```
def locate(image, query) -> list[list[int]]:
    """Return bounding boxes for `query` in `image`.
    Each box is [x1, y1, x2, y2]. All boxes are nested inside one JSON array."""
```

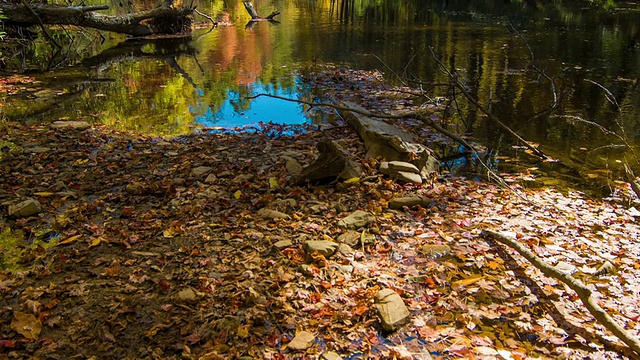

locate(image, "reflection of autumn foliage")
[[205, 20, 273, 85]]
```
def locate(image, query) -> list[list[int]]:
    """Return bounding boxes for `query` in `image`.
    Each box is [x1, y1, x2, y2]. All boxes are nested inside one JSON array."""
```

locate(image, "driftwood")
[[482, 229, 640, 357], [337, 101, 439, 180], [0, 0, 193, 36], [242, 1, 281, 21], [297, 139, 362, 185]]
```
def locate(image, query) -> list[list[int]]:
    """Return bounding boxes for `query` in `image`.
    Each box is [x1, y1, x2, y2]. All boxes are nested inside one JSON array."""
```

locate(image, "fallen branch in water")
[[482, 229, 640, 357]]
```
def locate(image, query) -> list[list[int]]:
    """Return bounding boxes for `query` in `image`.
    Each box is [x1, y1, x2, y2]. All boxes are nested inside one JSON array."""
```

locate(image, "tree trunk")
[[0, 0, 193, 37]]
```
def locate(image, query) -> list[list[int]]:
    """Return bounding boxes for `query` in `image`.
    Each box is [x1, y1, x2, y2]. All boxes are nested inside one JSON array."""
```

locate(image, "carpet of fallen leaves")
[[1, 69, 640, 360]]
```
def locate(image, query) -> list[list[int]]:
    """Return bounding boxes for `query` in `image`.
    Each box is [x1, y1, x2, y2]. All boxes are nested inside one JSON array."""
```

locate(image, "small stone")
[[303, 240, 339, 257], [395, 171, 422, 184], [337, 265, 354, 274], [374, 288, 410, 331], [320, 351, 343, 360], [8, 198, 42, 218], [233, 174, 255, 184], [257, 208, 290, 220], [379, 162, 390, 175], [191, 166, 213, 178], [217, 170, 233, 178], [389, 196, 428, 209], [24, 146, 50, 154], [337, 210, 375, 229], [337, 243, 354, 256], [177, 288, 197, 302], [204, 174, 217, 184], [337, 230, 360, 247], [50, 120, 90, 130], [287, 330, 315, 351], [173, 177, 185, 186], [388, 161, 420, 174], [273, 240, 294, 250], [554, 261, 577, 275], [419, 244, 451, 258], [285, 159, 303, 174]]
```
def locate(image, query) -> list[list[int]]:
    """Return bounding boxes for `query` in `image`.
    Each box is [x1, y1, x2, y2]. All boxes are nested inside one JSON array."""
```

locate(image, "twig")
[[428, 46, 550, 160], [482, 229, 640, 357], [19, 0, 62, 49], [194, 8, 217, 26]]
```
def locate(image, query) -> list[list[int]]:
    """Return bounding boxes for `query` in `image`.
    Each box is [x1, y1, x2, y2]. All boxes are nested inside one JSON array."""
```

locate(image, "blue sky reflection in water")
[[192, 78, 312, 131]]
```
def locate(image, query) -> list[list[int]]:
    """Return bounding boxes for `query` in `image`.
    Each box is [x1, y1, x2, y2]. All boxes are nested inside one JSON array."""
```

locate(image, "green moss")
[[0, 223, 58, 271]]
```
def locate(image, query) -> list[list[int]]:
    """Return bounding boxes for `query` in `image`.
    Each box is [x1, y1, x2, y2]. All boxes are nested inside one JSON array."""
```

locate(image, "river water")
[[4, 0, 640, 193]]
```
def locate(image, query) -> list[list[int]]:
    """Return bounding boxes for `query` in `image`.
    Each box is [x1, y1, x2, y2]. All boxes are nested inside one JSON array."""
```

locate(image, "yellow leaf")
[[33, 192, 54, 197], [57, 235, 81, 246], [237, 324, 250, 339], [487, 261, 502, 270], [269, 177, 279, 189], [452, 275, 483, 288], [234, 190, 242, 199], [89, 238, 101, 247], [11, 312, 41, 340], [344, 177, 360, 184]]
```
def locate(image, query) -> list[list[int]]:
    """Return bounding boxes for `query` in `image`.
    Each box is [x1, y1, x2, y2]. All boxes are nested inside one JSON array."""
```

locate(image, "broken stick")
[[482, 229, 640, 357]]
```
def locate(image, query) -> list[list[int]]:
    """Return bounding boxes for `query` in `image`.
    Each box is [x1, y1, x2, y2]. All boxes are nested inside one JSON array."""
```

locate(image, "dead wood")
[[482, 229, 640, 357], [0, 0, 193, 37], [297, 139, 362, 184], [242, 1, 280, 21]]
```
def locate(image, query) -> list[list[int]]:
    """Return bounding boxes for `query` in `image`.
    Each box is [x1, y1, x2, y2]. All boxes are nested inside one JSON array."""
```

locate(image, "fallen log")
[[242, 1, 281, 21], [482, 229, 640, 357], [0, 0, 193, 37]]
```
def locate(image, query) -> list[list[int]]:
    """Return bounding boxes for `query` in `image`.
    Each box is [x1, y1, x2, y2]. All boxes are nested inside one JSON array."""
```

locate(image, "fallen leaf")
[[10, 312, 41, 340]]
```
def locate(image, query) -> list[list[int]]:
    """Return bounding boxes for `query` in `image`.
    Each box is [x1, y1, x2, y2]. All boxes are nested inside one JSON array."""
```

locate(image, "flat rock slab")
[[50, 120, 91, 130], [257, 208, 290, 220], [287, 330, 316, 351], [388, 161, 420, 174], [389, 196, 429, 209], [337, 210, 374, 229], [303, 240, 339, 257], [395, 171, 422, 184], [374, 288, 410, 331], [191, 166, 213, 177], [273, 239, 294, 250], [8, 198, 42, 218]]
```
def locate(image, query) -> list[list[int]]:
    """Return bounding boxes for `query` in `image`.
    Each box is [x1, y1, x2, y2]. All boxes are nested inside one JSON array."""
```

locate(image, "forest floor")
[[1, 68, 640, 360]]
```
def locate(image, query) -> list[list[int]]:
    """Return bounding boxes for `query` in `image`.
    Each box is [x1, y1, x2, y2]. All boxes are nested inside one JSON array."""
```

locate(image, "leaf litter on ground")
[[0, 67, 639, 359]]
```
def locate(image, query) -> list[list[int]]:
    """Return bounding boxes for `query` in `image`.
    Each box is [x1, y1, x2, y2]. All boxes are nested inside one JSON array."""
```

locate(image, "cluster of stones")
[[379, 160, 424, 185], [258, 208, 411, 357]]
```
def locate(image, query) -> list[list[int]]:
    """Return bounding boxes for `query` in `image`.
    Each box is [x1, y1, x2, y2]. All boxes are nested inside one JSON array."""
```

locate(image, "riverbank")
[[1, 117, 639, 359]]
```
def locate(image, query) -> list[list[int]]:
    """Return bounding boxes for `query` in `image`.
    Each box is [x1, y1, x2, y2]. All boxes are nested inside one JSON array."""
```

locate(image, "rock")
[[320, 351, 343, 360], [337, 230, 360, 247], [303, 240, 339, 257], [337, 210, 374, 229], [50, 120, 90, 130], [287, 330, 316, 351], [191, 166, 213, 178], [177, 288, 197, 302], [24, 146, 50, 154], [388, 161, 420, 174], [419, 244, 451, 258], [337, 243, 355, 256], [554, 261, 577, 275], [8, 198, 42, 218], [336, 265, 354, 274], [389, 196, 429, 209], [257, 208, 290, 220], [379, 162, 390, 175], [233, 174, 255, 184], [395, 171, 422, 184], [273, 239, 294, 250], [204, 174, 217, 184], [173, 177, 185, 186], [374, 288, 410, 331], [285, 158, 303, 174]]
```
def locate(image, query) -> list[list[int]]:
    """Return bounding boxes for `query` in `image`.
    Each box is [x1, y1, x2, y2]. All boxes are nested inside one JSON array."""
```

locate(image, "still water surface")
[[9, 0, 640, 189]]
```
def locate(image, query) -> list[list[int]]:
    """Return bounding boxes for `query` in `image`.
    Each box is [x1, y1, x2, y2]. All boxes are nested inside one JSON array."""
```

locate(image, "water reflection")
[[193, 78, 313, 129]]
